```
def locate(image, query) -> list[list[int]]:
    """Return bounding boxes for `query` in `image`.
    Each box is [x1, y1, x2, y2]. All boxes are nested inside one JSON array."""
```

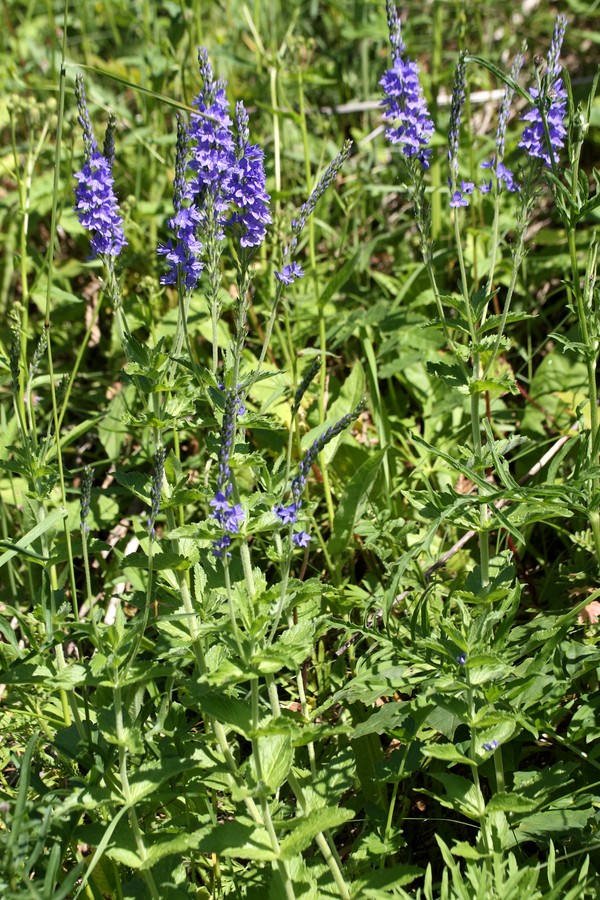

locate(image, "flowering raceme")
[[273, 400, 366, 547], [380, 1, 434, 169], [519, 15, 568, 167], [73, 75, 127, 258], [159, 48, 272, 288], [210, 387, 245, 557]]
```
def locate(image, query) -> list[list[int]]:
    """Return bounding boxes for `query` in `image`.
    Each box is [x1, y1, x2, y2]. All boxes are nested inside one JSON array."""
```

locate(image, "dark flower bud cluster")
[[76, 73, 97, 161], [148, 446, 166, 537], [28, 330, 48, 382], [274, 399, 366, 547], [275, 141, 352, 283], [380, 1, 434, 170], [103, 112, 117, 168], [519, 15, 568, 168], [210, 387, 244, 556], [74, 76, 127, 258], [448, 54, 467, 181], [80, 465, 94, 534], [9, 329, 20, 394], [292, 357, 321, 415]]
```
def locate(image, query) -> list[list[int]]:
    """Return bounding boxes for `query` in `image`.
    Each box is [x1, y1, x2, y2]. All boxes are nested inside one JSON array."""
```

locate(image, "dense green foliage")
[[1, 0, 600, 897]]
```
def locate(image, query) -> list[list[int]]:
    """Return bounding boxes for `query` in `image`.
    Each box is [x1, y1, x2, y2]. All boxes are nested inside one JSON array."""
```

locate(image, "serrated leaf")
[[123, 548, 198, 571], [421, 743, 475, 767], [193, 819, 276, 860], [279, 807, 354, 859], [430, 772, 486, 820], [486, 792, 539, 814], [426, 361, 469, 392], [192, 692, 253, 737], [258, 732, 293, 793]]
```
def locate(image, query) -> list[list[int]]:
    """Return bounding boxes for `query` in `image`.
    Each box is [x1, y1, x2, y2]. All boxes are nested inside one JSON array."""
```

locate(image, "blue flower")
[[519, 79, 567, 167], [73, 76, 127, 258], [274, 502, 300, 525], [496, 162, 519, 193], [292, 531, 312, 548], [74, 151, 127, 257], [227, 102, 272, 248], [449, 190, 468, 208], [380, 3, 434, 169], [275, 262, 304, 284], [159, 50, 271, 287], [212, 533, 232, 558], [158, 206, 203, 289], [482, 740, 499, 752], [187, 78, 235, 220]]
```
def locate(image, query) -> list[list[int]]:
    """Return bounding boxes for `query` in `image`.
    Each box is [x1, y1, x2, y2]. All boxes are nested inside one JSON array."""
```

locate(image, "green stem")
[[113, 683, 160, 899], [43, 0, 78, 616], [265, 674, 350, 899], [454, 209, 489, 586]]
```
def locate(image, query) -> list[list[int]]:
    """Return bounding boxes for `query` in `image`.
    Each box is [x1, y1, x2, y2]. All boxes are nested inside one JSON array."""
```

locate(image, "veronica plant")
[[380, 3, 600, 884], [70, 45, 358, 899]]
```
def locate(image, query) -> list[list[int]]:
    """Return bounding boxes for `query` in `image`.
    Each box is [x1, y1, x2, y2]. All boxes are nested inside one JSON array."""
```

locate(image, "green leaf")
[[430, 772, 486, 820], [329, 450, 384, 555], [421, 743, 475, 767], [192, 691, 253, 737], [350, 864, 423, 897], [513, 808, 594, 842], [318, 251, 359, 307], [0, 506, 66, 569], [351, 702, 414, 739], [123, 548, 199, 571], [486, 793, 539, 814], [426, 360, 469, 393], [279, 807, 354, 859], [193, 819, 276, 860], [257, 732, 293, 793]]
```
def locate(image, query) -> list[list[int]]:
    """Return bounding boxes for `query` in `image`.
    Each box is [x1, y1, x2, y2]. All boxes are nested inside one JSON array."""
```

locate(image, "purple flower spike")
[[228, 136, 272, 247], [158, 205, 204, 289], [380, 2, 434, 169], [74, 151, 127, 257], [73, 76, 126, 258], [519, 15, 568, 168]]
